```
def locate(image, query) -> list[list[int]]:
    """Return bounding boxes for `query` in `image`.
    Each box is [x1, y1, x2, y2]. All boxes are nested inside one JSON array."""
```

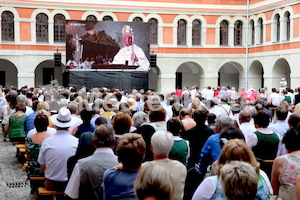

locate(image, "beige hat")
[[127, 98, 138, 110], [122, 25, 134, 36], [110, 98, 119, 108], [51, 107, 77, 128]]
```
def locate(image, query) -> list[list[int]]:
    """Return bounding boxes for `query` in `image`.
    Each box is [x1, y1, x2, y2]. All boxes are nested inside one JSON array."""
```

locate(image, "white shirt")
[[112, 44, 150, 71], [192, 170, 273, 200], [205, 89, 214, 100], [66, 60, 78, 67], [239, 122, 257, 148], [38, 130, 78, 181], [78, 62, 87, 69], [65, 148, 114, 199], [27, 127, 56, 138], [268, 93, 284, 106]]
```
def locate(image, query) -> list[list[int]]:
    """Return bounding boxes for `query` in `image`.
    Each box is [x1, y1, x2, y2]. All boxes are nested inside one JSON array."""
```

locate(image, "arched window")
[[149, 18, 158, 44], [192, 19, 201, 45], [86, 15, 97, 22], [258, 18, 263, 44], [250, 20, 255, 45], [285, 12, 291, 41], [54, 14, 66, 43], [275, 14, 280, 42], [1, 11, 14, 41], [234, 20, 243, 46], [103, 16, 113, 21], [177, 19, 186, 45], [36, 13, 48, 42], [133, 17, 143, 22], [220, 20, 228, 45]]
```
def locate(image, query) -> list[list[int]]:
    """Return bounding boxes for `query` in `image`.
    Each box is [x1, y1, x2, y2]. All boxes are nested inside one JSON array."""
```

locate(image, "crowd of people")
[[1, 83, 300, 200]]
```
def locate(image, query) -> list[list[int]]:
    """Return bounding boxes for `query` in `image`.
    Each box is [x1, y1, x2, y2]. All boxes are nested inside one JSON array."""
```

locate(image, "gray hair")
[[132, 111, 147, 128], [16, 94, 27, 104], [151, 131, 174, 156], [215, 115, 234, 129]]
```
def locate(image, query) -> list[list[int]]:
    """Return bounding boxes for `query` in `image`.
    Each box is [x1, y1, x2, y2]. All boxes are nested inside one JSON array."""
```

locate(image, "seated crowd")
[[1, 84, 300, 200]]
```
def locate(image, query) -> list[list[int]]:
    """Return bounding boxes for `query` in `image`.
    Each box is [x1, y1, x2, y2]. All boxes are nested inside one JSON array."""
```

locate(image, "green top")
[[8, 113, 26, 139], [252, 131, 279, 160], [169, 139, 188, 166]]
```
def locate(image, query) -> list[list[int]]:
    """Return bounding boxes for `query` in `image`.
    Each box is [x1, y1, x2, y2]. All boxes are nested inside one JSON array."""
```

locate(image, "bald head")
[[239, 110, 252, 123]]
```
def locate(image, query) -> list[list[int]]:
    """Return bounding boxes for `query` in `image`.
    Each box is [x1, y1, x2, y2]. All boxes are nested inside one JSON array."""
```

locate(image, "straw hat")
[[51, 107, 77, 128]]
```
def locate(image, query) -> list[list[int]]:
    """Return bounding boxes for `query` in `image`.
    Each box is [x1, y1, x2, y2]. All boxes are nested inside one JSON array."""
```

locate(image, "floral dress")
[[26, 137, 44, 177], [278, 155, 300, 200]]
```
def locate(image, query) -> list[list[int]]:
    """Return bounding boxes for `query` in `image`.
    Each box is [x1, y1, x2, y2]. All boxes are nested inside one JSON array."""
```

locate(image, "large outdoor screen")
[[65, 20, 150, 69]]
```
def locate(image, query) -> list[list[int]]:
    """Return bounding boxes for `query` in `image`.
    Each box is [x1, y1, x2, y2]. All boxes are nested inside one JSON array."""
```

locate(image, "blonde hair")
[[135, 162, 174, 200], [216, 139, 260, 175], [37, 101, 49, 111], [220, 161, 258, 200], [294, 103, 300, 115]]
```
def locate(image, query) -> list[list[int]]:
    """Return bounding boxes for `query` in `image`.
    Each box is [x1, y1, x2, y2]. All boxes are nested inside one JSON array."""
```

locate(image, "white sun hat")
[[51, 107, 77, 128]]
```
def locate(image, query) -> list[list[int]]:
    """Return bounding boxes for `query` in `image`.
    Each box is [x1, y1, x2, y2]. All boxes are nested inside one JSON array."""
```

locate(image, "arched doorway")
[[218, 62, 243, 91], [35, 60, 63, 87], [249, 60, 264, 90], [272, 58, 291, 88], [176, 62, 203, 89], [0, 59, 18, 87]]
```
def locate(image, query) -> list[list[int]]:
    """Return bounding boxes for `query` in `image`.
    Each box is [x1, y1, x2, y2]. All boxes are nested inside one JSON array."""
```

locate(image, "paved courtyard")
[[0, 130, 34, 200]]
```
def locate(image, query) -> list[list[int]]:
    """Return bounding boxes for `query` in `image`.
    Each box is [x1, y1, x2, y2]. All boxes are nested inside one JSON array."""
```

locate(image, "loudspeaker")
[[54, 53, 61, 67], [150, 54, 157, 67]]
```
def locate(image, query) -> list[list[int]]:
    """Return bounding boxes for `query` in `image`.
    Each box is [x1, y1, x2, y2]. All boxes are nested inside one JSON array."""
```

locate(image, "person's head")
[[51, 107, 77, 130], [179, 108, 193, 120], [34, 114, 49, 132], [239, 110, 252, 123], [193, 108, 208, 125], [288, 114, 300, 129], [123, 34, 133, 47], [167, 118, 183, 136], [132, 111, 148, 128], [111, 111, 132, 135], [220, 95, 228, 104], [220, 161, 258, 200], [134, 162, 174, 200], [37, 101, 50, 111], [283, 128, 300, 152], [95, 116, 108, 126], [219, 126, 245, 148], [151, 131, 174, 157], [15, 103, 26, 113], [294, 103, 300, 115], [31, 100, 39, 112], [253, 110, 270, 128], [116, 133, 146, 169], [67, 102, 79, 115], [214, 115, 234, 133], [148, 107, 166, 122], [276, 105, 288, 121], [93, 124, 115, 148], [80, 108, 93, 125], [217, 139, 260, 175], [171, 102, 182, 117], [207, 113, 217, 126], [231, 103, 241, 114]]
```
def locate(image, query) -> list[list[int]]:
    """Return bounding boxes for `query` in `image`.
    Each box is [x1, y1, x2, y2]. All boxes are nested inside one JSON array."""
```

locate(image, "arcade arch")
[[249, 60, 264, 90], [175, 62, 203, 89], [0, 59, 17, 87], [218, 62, 243, 91], [35, 60, 63, 87], [272, 58, 290, 88]]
